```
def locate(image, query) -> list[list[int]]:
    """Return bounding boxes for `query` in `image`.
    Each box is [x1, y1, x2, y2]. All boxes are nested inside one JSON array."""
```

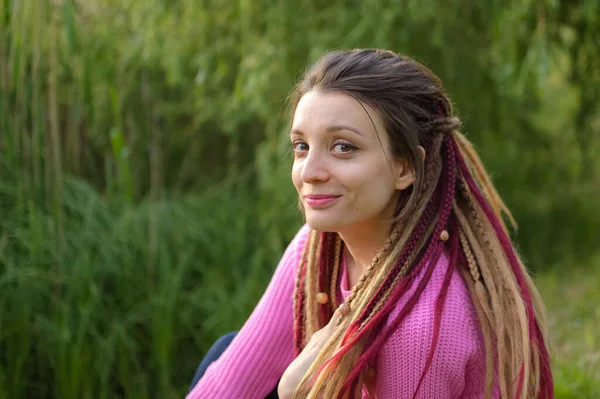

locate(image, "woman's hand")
[[278, 308, 343, 399]]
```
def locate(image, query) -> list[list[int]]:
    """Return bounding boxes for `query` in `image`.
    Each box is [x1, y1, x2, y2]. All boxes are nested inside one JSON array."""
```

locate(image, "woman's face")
[[290, 90, 414, 233]]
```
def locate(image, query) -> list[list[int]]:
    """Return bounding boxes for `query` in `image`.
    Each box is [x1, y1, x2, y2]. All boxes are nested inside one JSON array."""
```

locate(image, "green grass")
[[0, 175, 301, 398], [536, 254, 600, 398]]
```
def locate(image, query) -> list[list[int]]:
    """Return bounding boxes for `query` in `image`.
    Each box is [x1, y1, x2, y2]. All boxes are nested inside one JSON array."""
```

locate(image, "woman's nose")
[[300, 150, 330, 183]]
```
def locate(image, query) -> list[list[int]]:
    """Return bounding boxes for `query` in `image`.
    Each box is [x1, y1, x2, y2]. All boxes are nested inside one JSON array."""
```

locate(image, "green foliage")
[[2, 0, 598, 266], [0, 168, 301, 398], [0, 0, 599, 397]]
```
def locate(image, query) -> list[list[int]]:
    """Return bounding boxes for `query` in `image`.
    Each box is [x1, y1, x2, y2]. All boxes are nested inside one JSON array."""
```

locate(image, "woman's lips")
[[304, 195, 341, 208]]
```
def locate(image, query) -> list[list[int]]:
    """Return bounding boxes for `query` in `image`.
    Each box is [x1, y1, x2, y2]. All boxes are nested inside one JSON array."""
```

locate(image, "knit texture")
[[187, 224, 495, 398]]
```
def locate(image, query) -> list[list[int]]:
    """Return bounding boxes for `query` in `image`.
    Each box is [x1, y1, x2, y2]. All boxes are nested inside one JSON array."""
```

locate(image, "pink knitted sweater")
[[187, 224, 492, 398]]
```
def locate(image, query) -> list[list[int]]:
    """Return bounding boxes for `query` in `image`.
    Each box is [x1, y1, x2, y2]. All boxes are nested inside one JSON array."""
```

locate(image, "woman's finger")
[[328, 308, 342, 326]]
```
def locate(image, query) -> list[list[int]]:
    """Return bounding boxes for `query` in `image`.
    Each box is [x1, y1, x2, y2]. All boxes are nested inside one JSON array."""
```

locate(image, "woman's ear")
[[394, 146, 425, 190], [417, 145, 426, 161], [394, 158, 415, 190]]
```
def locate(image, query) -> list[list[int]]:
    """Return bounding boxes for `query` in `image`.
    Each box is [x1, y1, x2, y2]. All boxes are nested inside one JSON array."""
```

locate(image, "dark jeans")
[[188, 331, 280, 398]]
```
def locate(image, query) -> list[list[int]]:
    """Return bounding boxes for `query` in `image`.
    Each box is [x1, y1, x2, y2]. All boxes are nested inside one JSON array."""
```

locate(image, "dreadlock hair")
[[289, 49, 553, 398]]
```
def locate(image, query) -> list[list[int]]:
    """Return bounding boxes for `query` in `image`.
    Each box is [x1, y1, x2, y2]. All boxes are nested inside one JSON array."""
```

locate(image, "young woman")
[[186, 49, 553, 399]]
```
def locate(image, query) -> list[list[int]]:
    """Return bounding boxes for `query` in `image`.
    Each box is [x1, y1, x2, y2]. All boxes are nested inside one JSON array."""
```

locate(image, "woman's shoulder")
[[287, 223, 312, 253], [375, 252, 485, 397], [278, 223, 312, 268], [381, 250, 483, 359], [391, 251, 479, 325], [294, 223, 312, 244]]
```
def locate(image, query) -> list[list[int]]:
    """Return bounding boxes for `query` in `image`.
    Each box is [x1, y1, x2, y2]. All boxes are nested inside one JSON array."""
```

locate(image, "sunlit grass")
[[536, 254, 600, 399]]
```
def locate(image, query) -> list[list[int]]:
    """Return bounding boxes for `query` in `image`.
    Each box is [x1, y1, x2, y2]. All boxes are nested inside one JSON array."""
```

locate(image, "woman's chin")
[[305, 215, 343, 232]]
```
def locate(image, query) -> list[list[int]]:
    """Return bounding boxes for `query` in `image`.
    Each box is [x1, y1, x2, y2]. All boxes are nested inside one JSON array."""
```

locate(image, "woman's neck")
[[339, 220, 392, 287]]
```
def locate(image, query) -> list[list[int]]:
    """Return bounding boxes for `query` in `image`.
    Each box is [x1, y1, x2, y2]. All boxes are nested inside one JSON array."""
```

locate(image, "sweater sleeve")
[[375, 253, 488, 399], [186, 224, 310, 399]]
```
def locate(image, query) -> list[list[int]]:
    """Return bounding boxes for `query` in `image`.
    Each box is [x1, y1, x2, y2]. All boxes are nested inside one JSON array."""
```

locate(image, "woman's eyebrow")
[[290, 125, 365, 137], [326, 125, 364, 137]]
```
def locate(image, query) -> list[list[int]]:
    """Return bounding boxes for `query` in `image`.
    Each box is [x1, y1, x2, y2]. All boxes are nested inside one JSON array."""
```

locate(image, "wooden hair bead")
[[338, 303, 351, 316], [316, 292, 329, 304], [440, 230, 449, 242]]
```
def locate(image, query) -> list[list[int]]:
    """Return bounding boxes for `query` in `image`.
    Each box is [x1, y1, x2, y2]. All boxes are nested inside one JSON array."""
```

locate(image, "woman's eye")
[[332, 142, 357, 154], [292, 142, 309, 152]]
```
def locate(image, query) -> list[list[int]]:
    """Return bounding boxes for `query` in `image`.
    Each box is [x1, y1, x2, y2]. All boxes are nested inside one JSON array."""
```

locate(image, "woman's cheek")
[[291, 164, 302, 192]]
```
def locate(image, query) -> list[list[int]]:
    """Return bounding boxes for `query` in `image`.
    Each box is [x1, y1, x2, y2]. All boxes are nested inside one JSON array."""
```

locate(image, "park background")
[[1, 0, 599, 398]]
